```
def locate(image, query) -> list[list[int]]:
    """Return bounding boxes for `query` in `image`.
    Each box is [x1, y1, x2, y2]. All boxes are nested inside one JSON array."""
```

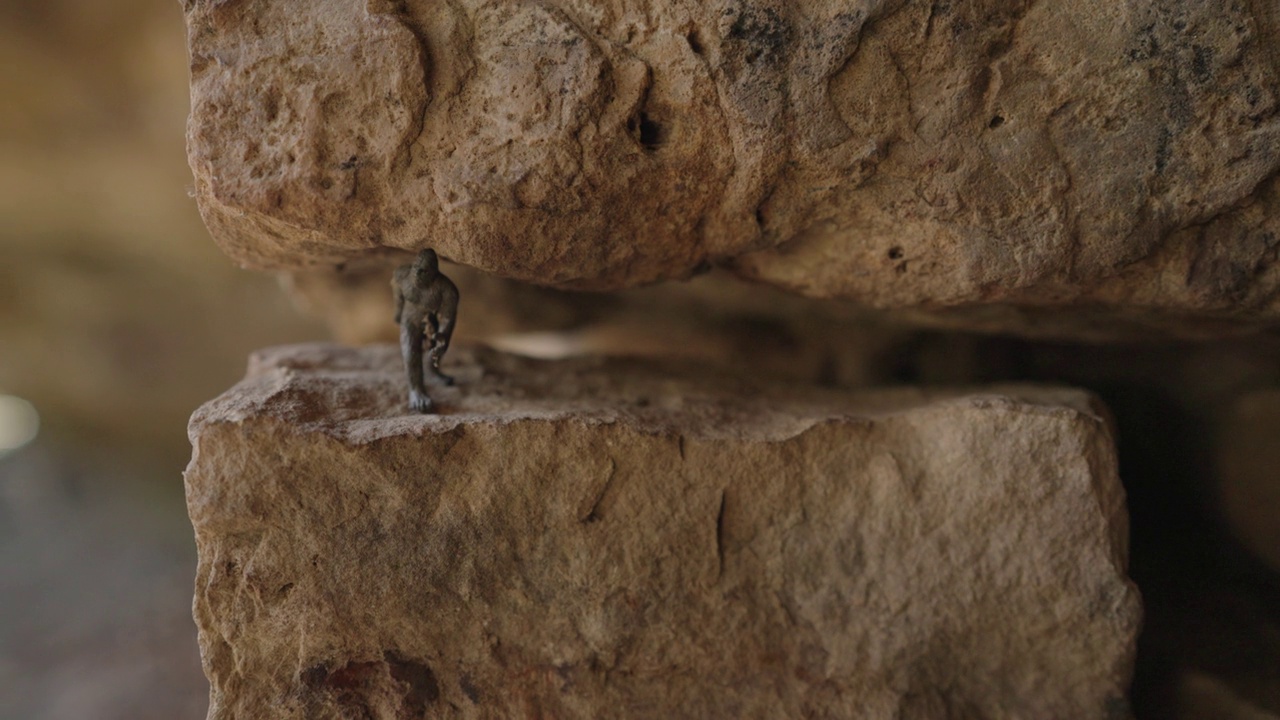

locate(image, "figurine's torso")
[[394, 266, 458, 323]]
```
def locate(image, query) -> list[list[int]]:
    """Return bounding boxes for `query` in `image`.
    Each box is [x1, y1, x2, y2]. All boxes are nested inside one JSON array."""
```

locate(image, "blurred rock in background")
[[0, 444, 207, 720], [0, 0, 325, 458], [0, 1, 322, 716], [285, 261, 914, 389], [1219, 390, 1280, 576]]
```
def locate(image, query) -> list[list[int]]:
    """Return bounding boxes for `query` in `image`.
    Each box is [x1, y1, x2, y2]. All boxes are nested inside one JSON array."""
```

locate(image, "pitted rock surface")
[[186, 343, 1140, 719], [186, 0, 1280, 330]]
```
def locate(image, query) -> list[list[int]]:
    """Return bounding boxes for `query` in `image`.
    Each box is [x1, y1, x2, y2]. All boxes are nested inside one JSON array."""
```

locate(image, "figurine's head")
[[413, 248, 439, 277]]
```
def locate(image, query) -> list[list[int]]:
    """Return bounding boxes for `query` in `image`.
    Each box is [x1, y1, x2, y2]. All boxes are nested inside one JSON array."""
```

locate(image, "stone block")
[[186, 344, 1139, 718], [185, 0, 1280, 332]]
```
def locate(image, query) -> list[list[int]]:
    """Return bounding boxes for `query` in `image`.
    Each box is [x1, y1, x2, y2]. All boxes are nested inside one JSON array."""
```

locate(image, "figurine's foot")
[[426, 362, 454, 386], [408, 390, 434, 414]]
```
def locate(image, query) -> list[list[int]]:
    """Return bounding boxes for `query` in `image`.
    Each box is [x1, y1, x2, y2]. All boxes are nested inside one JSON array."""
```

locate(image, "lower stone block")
[[186, 344, 1140, 719]]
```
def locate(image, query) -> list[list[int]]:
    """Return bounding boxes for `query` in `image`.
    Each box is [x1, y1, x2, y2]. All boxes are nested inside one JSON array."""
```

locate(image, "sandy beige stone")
[[186, 343, 1140, 719], [186, 0, 1280, 332]]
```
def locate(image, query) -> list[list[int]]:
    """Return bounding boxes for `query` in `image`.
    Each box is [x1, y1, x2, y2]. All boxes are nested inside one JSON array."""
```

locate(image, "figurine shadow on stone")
[[393, 249, 459, 414]]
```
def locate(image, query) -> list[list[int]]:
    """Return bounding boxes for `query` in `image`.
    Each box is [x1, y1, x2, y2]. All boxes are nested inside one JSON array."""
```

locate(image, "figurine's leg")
[[400, 319, 433, 413], [426, 315, 454, 386]]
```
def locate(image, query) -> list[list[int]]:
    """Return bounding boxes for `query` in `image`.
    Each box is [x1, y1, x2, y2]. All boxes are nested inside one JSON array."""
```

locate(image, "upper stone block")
[[186, 0, 1280, 328], [186, 344, 1140, 718]]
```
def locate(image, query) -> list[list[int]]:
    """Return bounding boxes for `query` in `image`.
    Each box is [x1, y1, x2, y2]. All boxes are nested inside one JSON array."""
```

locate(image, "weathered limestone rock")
[[186, 343, 1140, 718], [186, 0, 1280, 331]]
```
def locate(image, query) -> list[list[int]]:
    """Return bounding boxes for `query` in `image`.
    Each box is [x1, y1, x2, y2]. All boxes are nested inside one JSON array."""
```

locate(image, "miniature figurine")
[[393, 248, 459, 413]]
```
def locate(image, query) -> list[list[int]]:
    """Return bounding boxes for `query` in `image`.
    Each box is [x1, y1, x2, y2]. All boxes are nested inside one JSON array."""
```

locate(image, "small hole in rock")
[[632, 112, 665, 150], [888, 246, 904, 260], [988, 115, 1005, 129], [687, 30, 704, 55]]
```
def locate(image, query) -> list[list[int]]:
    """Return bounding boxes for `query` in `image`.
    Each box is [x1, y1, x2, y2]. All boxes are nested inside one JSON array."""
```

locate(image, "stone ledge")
[[186, 344, 1140, 719], [185, 0, 1280, 333]]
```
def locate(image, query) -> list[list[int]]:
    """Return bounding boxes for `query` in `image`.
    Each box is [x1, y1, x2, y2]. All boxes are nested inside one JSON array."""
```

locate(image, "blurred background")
[[0, 1, 324, 717], [3, 1, 1280, 719]]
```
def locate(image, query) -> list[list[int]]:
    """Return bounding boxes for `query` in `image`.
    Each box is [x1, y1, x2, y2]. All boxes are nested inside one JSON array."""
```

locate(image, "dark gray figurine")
[[393, 249, 459, 413]]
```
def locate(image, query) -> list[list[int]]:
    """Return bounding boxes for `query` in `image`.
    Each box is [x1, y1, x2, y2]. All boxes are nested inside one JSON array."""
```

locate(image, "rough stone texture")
[[186, 343, 1140, 719], [1218, 390, 1280, 574], [187, 0, 1280, 331]]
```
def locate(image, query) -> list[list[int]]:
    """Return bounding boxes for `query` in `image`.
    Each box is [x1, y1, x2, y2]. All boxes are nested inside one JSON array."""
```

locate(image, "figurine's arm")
[[392, 281, 405, 325], [435, 280, 459, 348]]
